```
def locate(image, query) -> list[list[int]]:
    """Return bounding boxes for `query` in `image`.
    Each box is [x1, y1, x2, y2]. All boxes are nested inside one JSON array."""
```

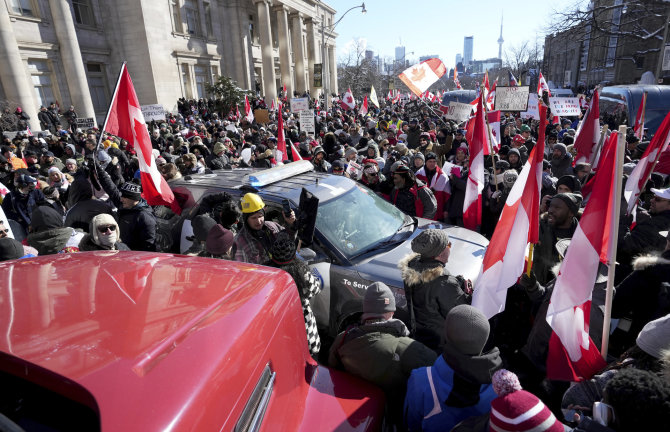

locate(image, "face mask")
[[98, 231, 117, 248]]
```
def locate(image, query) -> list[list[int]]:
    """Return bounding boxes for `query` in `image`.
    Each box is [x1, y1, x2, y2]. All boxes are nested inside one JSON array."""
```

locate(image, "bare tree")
[[503, 39, 543, 85], [337, 38, 384, 97]]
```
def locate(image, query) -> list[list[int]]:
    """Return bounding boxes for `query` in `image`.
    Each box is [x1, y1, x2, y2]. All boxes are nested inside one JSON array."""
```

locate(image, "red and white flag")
[[484, 110, 501, 155], [537, 72, 551, 97], [235, 104, 241, 120], [454, 67, 462, 89], [633, 93, 647, 140], [486, 79, 497, 110], [277, 103, 287, 161], [340, 88, 356, 111], [105, 64, 179, 213], [270, 98, 276, 112], [573, 89, 601, 166], [473, 105, 547, 318], [624, 110, 670, 214], [244, 95, 254, 123], [359, 95, 369, 116], [398, 58, 447, 97], [416, 166, 451, 221], [463, 96, 487, 230], [545, 131, 618, 382]]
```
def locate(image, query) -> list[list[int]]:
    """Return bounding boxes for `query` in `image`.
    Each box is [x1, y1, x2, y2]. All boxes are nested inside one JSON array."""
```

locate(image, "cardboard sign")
[[405, 101, 422, 119], [254, 109, 270, 124], [548, 97, 581, 116], [141, 104, 166, 122], [442, 161, 462, 177], [347, 160, 362, 179], [76, 117, 95, 129], [443, 102, 472, 122], [494, 86, 530, 111], [521, 93, 540, 120], [290, 97, 309, 113], [299, 110, 315, 134]]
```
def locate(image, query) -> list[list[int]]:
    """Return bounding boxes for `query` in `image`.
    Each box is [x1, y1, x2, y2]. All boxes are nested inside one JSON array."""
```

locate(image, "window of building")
[[9, 0, 36, 17], [171, 0, 182, 33], [194, 65, 208, 98], [635, 55, 644, 69], [181, 64, 192, 98], [28, 59, 56, 109], [184, 0, 201, 36], [249, 14, 256, 44], [211, 65, 219, 82], [72, 0, 95, 26], [86, 63, 108, 112], [204, 1, 214, 38]]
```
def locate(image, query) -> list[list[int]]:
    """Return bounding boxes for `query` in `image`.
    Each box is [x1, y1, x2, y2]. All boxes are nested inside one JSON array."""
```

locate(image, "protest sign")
[[520, 93, 540, 120], [443, 102, 473, 123], [254, 109, 270, 124], [290, 97, 309, 113], [442, 161, 462, 177], [548, 97, 581, 116], [141, 104, 166, 122], [299, 110, 315, 134], [76, 117, 95, 129], [347, 160, 362, 179], [494, 86, 530, 111], [405, 101, 422, 119]]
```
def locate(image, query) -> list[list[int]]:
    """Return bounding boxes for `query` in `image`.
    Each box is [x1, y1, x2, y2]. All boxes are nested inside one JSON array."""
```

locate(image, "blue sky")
[[326, 0, 571, 67]]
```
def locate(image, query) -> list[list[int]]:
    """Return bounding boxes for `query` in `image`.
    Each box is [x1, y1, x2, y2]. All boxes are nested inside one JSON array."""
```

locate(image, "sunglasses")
[[97, 225, 117, 234]]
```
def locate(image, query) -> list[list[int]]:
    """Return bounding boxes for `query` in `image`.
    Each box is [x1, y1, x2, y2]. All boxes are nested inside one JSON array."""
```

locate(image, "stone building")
[[0, 0, 336, 127]]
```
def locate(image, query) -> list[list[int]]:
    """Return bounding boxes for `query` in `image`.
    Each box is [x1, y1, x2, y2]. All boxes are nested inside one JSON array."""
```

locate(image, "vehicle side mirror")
[[297, 247, 317, 263]]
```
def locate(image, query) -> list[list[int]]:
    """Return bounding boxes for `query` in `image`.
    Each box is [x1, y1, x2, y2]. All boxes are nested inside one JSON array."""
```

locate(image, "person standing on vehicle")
[[389, 165, 437, 219], [398, 229, 472, 352], [233, 193, 295, 265], [329, 282, 437, 429]]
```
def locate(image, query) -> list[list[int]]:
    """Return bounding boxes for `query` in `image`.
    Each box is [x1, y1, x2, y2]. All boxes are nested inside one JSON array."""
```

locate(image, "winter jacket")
[[205, 153, 230, 170], [2, 189, 45, 230], [404, 355, 499, 432], [399, 253, 471, 351], [617, 209, 670, 267], [117, 201, 157, 251], [390, 179, 437, 219], [64, 177, 114, 233], [78, 233, 131, 251], [329, 319, 437, 395], [550, 153, 574, 178], [533, 214, 578, 285], [445, 167, 468, 224], [233, 221, 288, 265], [27, 227, 84, 255]]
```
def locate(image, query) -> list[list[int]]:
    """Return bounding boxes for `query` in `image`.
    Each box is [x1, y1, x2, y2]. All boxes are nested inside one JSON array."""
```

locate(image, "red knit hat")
[[489, 370, 564, 432]]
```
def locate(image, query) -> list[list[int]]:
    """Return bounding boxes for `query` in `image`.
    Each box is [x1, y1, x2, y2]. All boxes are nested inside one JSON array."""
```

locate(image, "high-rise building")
[[455, 53, 462, 66], [365, 50, 374, 61], [395, 46, 406, 62], [463, 36, 474, 67]]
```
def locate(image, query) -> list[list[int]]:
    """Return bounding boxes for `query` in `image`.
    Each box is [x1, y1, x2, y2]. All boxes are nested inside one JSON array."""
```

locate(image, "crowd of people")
[[0, 89, 669, 431]]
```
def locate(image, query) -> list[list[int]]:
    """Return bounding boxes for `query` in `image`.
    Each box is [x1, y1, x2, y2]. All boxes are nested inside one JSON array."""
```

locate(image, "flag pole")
[[96, 62, 127, 150], [481, 81, 499, 192], [637, 92, 647, 139], [589, 124, 609, 172], [601, 125, 626, 360]]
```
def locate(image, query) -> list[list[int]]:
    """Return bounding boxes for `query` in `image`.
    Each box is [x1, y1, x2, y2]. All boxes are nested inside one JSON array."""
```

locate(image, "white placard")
[[290, 97, 309, 113], [443, 102, 473, 122], [141, 104, 166, 122], [521, 93, 540, 120], [299, 110, 315, 134], [548, 97, 581, 116], [494, 86, 530, 111], [347, 160, 362, 179]]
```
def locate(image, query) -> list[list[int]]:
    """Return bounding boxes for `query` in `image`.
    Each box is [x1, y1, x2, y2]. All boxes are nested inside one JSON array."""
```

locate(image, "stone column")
[[0, 5, 38, 128], [305, 18, 319, 96], [274, 5, 292, 98], [290, 13, 306, 95], [49, 0, 96, 122], [329, 45, 338, 95], [254, 0, 277, 105]]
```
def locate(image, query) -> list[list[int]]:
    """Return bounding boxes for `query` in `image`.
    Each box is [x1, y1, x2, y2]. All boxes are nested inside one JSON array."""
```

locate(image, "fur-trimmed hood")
[[398, 252, 446, 285], [633, 252, 670, 271]]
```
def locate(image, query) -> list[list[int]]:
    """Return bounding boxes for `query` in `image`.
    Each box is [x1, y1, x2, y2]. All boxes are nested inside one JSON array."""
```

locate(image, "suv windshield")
[[316, 184, 406, 259]]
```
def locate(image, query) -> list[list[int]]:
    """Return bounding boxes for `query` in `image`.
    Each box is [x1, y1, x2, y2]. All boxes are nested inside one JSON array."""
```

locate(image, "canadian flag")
[[484, 110, 501, 155], [473, 105, 547, 318], [624, 110, 670, 214], [463, 96, 486, 230], [359, 95, 369, 116], [244, 95, 254, 123], [545, 130, 619, 382], [655, 147, 670, 175], [105, 64, 179, 213], [416, 166, 451, 221], [454, 67, 462, 89], [508, 70, 519, 86], [340, 88, 356, 111], [398, 58, 447, 97], [633, 92, 647, 140], [537, 72, 551, 97], [573, 89, 601, 166], [270, 98, 276, 112], [277, 103, 287, 160]]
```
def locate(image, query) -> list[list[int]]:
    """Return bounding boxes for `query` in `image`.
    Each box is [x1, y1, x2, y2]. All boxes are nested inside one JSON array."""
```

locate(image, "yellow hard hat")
[[241, 193, 265, 213]]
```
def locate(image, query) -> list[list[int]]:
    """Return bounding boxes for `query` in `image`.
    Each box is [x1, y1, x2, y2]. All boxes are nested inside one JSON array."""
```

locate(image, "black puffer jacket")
[[399, 253, 471, 351], [64, 176, 114, 232]]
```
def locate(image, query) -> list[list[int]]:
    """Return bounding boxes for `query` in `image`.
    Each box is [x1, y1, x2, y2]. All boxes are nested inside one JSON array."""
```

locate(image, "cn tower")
[[497, 13, 504, 59]]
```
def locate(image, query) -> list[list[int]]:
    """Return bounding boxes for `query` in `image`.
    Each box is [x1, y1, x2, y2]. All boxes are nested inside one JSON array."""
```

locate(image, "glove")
[[519, 271, 537, 291], [492, 190, 502, 199]]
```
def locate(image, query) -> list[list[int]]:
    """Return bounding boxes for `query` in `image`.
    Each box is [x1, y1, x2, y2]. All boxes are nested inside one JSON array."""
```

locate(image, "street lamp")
[[320, 2, 366, 111]]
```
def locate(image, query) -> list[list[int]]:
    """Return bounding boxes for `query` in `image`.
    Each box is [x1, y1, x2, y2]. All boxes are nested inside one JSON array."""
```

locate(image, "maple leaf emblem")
[[346, 96, 353, 103], [410, 67, 426, 81]]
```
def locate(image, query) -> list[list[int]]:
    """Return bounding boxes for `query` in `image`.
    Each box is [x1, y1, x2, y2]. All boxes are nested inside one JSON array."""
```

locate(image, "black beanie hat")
[[556, 175, 582, 193], [552, 193, 583, 216], [270, 231, 296, 264], [0, 238, 24, 261], [30, 206, 64, 233]]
